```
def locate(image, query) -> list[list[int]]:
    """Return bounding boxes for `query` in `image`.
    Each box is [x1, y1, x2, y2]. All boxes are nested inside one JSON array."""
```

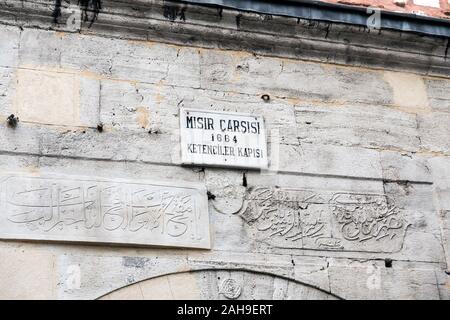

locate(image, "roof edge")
[[175, 0, 450, 37]]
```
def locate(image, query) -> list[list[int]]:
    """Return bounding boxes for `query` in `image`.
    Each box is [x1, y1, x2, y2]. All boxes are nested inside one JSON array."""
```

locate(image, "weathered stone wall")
[[0, 0, 449, 299]]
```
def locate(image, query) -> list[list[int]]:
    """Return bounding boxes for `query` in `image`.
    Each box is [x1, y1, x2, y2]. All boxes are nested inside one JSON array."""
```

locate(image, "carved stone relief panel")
[[0, 174, 210, 249], [238, 187, 408, 253]]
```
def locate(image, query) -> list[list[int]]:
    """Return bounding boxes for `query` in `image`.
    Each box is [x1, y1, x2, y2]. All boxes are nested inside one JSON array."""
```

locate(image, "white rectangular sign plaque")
[[180, 108, 268, 169]]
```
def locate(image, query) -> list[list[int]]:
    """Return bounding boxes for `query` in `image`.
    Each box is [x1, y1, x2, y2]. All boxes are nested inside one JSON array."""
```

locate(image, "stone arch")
[[98, 268, 343, 300]]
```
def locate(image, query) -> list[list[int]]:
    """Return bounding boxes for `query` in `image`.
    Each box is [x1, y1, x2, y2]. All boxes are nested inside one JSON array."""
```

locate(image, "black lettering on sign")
[[237, 148, 264, 158], [219, 119, 261, 134], [186, 116, 214, 130]]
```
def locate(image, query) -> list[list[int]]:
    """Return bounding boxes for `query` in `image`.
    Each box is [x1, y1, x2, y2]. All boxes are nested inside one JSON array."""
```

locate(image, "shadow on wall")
[[97, 268, 343, 300], [53, 0, 102, 26]]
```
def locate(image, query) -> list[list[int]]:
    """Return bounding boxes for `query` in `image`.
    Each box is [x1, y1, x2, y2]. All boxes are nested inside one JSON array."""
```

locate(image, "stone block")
[[429, 156, 450, 191], [0, 246, 57, 299], [329, 259, 440, 299], [428, 156, 450, 266], [426, 78, 450, 113], [418, 113, 450, 153], [380, 151, 432, 183], [139, 276, 174, 300], [295, 103, 420, 151], [14, 68, 99, 127], [278, 143, 383, 179], [0, 122, 41, 155], [383, 71, 429, 111], [0, 26, 20, 68], [0, 66, 17, 116], [19, 29, 62, 68], [40, 127, 176, 163]]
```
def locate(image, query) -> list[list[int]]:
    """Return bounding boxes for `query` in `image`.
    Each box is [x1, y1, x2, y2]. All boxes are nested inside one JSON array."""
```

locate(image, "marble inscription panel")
[[0, 174, 211, 249]]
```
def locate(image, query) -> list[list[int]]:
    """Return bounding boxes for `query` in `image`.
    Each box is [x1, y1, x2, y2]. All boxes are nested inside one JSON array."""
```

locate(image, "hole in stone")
[[242, 172, 247, 187], [6, 114, 19, 128], [207, 191, 216, 200], [261, 94, 270, 102], [384, 258, 393, 268]]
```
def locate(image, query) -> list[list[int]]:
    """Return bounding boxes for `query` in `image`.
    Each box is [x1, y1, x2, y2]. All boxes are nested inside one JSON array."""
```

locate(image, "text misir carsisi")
[[186, 115, 261, 134]]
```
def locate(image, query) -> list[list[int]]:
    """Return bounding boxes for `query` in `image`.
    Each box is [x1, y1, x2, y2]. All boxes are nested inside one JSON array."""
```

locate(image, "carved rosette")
[[219, 278, 242, 300]]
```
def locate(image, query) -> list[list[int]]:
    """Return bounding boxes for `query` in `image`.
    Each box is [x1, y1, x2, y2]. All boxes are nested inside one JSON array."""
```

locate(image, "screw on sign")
[[219, 279, 242, 299]]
